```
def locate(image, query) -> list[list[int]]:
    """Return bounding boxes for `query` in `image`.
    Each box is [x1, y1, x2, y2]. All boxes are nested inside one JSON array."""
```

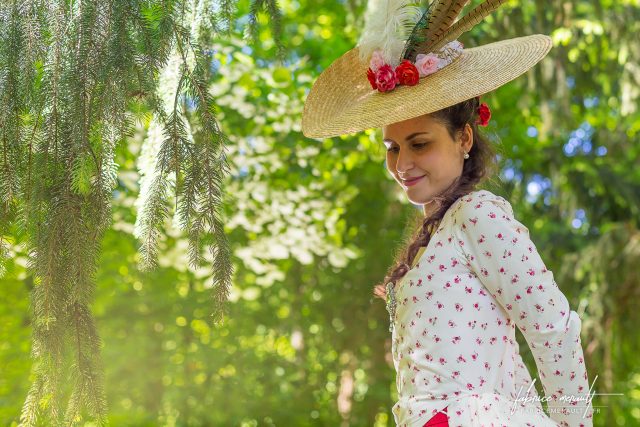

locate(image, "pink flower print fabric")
[[389, 190, 594, 427], [453, 191, 594, 427]]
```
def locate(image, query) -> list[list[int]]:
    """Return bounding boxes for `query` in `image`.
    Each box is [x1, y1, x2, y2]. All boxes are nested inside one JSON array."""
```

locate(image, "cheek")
[[385, 153, 396, 170], [418, 150, 454, 177], [416, 150, 441, 167]]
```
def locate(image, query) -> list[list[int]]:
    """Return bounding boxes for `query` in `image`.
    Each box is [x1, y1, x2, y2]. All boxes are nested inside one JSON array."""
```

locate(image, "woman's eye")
[[386, 142, 427, 153]]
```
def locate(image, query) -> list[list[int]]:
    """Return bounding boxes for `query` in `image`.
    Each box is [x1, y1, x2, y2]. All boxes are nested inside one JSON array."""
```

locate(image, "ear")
[[459, 123, 474, 153]]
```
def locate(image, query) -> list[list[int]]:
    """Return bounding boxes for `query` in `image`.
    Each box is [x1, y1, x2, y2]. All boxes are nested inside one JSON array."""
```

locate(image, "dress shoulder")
[[450, 189, 514, 223]]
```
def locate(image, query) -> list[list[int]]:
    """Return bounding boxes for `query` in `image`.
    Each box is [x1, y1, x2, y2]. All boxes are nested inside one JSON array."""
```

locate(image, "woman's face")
[[382, 114, 473, 207]]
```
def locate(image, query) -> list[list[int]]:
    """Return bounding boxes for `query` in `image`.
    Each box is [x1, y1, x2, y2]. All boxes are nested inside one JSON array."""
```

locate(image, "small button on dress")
[[389, 190, 594, 427]]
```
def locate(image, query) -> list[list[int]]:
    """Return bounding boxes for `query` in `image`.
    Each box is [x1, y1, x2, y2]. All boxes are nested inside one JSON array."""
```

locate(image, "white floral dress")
[[389, 190, 594, 427]]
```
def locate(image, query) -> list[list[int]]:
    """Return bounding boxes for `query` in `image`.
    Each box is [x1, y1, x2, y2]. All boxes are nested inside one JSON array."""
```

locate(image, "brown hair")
[[374, 96, 499, 300]]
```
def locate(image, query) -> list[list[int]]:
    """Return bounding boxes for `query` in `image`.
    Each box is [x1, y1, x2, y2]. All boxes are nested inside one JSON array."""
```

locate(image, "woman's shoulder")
[[449, 189, 515, 222]]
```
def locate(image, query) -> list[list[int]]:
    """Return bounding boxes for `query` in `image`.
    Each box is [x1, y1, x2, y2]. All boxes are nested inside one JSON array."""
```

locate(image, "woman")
[[301, 1, 594, 426]]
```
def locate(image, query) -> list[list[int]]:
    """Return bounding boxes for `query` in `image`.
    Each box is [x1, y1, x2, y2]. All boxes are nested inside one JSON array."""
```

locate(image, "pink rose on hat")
[[415, 53, 440, 77], [369, 49, 386, 72]]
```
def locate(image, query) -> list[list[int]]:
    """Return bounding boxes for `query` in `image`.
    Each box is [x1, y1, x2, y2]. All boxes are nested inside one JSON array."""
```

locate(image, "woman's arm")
[[453, 193, 594, 427]]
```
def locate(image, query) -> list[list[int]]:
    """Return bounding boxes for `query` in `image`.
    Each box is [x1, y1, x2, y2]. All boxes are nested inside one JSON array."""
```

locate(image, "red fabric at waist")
[[422, 405, 449, 427]]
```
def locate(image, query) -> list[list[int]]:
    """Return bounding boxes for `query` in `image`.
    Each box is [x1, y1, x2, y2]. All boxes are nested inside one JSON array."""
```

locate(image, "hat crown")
[[357, 0, 511, 67]]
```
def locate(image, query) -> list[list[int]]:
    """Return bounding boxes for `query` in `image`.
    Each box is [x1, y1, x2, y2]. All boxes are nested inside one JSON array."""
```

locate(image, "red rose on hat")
[[366, 68, 378, 90], [477, 102, 491, 126], [375, 64, 399, 92], [395, 60, 420, 86]]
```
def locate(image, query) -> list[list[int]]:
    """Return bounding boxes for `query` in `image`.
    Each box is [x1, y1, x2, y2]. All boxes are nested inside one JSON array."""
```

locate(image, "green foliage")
[[246, 0, 286, 62], [0, 0, 287, 424]]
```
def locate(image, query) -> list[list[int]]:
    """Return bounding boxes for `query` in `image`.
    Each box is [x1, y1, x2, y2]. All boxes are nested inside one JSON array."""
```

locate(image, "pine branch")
[[0, 235, 7, 277], [245, 0, 286, 62], [264, 0, 286, 63], [246, 0, 264, 45], [218, 0, 237, 36], [15, 0, 127, 423], [4, 0, 244, 422], [170, 21, 234, 323], [137, 156, 171, 271], [19, 373, 44, 425]]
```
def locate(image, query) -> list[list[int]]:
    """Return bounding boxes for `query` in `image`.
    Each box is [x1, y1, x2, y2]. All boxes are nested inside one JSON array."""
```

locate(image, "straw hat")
[[301, 0, 553, 139]]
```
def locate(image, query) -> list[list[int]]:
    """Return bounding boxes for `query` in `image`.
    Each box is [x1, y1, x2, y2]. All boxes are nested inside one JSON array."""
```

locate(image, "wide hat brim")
[[302, 34, 552, 139]]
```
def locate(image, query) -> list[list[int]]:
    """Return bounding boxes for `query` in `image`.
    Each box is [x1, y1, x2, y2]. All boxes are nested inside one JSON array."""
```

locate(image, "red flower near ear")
[[477, 103, 491, 126], [395, 60, 420, 86]]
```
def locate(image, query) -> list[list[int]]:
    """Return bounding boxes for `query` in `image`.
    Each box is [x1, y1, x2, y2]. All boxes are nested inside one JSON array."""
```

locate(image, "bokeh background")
[[2, 0, 639, 425]]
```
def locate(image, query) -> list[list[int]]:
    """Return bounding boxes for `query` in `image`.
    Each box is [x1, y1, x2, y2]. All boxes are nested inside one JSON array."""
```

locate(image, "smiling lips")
[[402, 175, 426, 186]]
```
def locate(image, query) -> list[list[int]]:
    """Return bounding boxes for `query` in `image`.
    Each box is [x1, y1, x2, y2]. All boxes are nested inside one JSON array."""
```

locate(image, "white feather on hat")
[[357, 0, 423, 68]]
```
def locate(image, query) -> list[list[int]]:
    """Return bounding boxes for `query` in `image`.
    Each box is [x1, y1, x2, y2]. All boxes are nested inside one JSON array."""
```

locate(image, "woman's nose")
[[396, 146, 414, 175]]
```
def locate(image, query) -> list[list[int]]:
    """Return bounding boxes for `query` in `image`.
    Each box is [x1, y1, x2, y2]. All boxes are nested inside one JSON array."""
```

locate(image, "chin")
[[406, 190, 433, 205]]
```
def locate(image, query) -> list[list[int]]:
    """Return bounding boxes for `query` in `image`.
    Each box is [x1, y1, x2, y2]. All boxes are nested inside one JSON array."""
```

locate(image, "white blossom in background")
[[210, 38, 361, 287]]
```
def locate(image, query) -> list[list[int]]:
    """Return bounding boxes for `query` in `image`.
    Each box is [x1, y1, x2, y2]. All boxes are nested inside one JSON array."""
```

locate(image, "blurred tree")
[[0, 0, 284, 424]]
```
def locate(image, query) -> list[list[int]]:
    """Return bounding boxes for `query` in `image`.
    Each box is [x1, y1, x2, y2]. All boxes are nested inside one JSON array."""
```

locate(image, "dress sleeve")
[[452, 194, 594, 427]]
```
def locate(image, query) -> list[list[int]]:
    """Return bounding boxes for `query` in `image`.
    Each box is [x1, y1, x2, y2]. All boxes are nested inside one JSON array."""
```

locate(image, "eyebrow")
[[383, 132, 430, 144]]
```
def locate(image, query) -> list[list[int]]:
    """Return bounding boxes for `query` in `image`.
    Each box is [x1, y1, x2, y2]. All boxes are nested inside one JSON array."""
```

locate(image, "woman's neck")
[[423, 200, 437, 218]]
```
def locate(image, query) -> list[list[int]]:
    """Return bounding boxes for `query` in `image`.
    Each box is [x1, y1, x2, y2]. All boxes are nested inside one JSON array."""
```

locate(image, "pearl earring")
[[463, 152, 470, 159]]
